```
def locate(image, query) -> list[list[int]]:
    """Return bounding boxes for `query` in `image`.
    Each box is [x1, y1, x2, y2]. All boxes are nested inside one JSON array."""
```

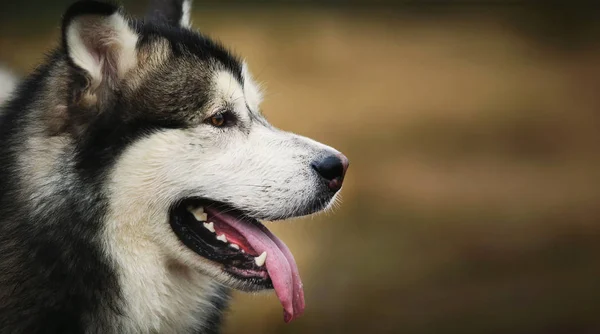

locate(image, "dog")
[[0, 0, 348, 333]]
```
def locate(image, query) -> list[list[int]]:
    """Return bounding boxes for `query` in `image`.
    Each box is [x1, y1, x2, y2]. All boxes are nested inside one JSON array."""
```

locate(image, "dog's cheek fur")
[[101, 130, 225, 332], [104, 119, 337, 247]]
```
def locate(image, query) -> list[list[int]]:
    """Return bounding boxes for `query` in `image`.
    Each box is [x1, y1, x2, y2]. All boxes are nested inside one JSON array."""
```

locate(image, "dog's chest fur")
[[103, 218, 230, 333]]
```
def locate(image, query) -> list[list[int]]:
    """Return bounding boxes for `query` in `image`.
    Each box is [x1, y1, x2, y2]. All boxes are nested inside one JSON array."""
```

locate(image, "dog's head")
[[58, 0, 347, 322]]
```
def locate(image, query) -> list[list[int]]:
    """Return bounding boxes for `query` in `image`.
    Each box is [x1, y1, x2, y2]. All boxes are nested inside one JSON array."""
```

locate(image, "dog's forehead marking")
[[214, 70, 244, 105], [214, 66, 263, 116]]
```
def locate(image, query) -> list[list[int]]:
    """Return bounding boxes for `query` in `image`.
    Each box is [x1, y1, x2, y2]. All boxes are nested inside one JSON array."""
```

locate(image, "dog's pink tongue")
[[209, 210, 304, 322]]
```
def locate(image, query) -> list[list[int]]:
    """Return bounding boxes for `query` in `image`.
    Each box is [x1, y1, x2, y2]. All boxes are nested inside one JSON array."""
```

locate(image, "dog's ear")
[[61, 1, 139, 103], [146, 0, 192, 28]]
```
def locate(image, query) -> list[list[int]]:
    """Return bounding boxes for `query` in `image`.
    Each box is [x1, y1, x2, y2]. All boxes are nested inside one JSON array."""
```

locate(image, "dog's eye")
[[206, 111, 235, 128], [209, 114, 225, 127]]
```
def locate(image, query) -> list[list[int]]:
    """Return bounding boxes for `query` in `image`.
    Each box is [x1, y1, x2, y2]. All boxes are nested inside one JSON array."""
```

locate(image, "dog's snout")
[[311, 154, 349, 191]]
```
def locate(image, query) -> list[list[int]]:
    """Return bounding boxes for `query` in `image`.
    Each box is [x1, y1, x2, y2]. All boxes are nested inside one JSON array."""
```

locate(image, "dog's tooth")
[[216, 234, 228, 243], [254, 251, 267, 267], [230, 244, 240, 250], [203, 222, 215, 233], [191, 207, 207, 222], [241, 249, 245, 253]]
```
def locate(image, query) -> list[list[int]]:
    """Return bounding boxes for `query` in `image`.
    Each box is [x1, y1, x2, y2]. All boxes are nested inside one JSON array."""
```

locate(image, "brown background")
[[2, 1, 600, 333]]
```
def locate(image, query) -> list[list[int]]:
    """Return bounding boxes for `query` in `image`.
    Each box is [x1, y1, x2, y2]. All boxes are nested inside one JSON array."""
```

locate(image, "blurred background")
[[2, 1, 600, 333]]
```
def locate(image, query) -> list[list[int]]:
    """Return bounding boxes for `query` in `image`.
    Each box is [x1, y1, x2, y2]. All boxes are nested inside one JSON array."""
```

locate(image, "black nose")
[[311, 154, 349, 191]]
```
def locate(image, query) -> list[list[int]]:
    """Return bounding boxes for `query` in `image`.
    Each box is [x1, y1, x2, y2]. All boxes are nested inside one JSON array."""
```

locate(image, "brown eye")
[[206, 111, 236, 128], [209, 114, 225, 127]]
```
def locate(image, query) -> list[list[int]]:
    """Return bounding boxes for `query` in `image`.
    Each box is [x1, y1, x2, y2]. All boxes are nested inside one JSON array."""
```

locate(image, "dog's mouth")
[[169, 198, 304, 322]]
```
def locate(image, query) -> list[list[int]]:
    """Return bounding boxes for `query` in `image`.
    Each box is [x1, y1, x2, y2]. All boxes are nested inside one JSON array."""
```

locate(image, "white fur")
[[103, 198, 224, 332], [67, 21, 102, 84], [66, 13, 138, 86], [242, 62, 263, 112], [109, 14, 139, 78], [180, 0, 192, 28], [0, 67, 17, 106], [103, 69, 339, 330], [214, 71, 246, 111]]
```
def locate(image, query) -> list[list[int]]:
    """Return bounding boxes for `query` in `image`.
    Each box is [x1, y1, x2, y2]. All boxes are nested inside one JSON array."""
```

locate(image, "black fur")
[[0, 1, 240, 332], [204, 286, 232, 334], [146, 0, 188, 27], [0, 56, 122, 333], [137, 22, 243, 84]]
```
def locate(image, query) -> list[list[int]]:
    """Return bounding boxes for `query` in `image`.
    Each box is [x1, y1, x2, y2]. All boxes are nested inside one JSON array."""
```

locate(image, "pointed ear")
[[146, 0, 192, 28], [62, 1, 139, 98]]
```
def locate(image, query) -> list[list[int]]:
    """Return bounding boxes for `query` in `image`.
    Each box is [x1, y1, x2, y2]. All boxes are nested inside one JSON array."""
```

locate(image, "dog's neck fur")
[[103, 234, 230, 333], [103, 178, 231, 333]]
